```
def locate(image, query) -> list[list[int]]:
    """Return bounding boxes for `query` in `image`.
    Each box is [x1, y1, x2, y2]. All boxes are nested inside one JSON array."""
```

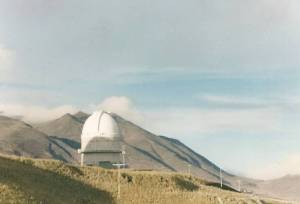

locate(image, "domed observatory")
[[78, 110, 122, 168]]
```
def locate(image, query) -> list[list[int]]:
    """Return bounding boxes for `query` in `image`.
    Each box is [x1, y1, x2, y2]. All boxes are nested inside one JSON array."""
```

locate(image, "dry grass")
[[0, 155, 295, 204]]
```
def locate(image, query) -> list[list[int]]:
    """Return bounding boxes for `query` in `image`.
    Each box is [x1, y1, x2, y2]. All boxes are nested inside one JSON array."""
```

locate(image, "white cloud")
[[250, 153, 300, 179], [87, 95, 292, 138], [198, 95, 270, 106], [0, 45, 15, 81], [89, 95, 298, 138], [144, 107, 283, 137], [1, 94, 296, 137], [0, 96, 144, 124], [0, 104, 78, 123], [91, 96, 144, 125], [0, 83, 82, 122], [1, 0, 300, 86], [197, 94, 300, 107]]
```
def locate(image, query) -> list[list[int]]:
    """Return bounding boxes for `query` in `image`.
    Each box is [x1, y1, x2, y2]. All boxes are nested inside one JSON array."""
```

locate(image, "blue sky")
[[0, 0, 300, 179]]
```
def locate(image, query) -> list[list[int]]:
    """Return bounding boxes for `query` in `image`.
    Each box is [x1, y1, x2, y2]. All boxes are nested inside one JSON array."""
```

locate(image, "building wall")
[[82, 138, 121, 152], [81, 152, 122, 166]]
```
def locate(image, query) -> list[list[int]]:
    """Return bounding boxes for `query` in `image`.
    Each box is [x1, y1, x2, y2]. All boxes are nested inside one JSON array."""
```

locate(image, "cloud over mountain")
[[0, 104, 77, 123]]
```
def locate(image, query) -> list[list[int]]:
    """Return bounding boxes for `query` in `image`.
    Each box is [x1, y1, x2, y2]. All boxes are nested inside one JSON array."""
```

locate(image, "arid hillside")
[[0, 155, 291, 204]]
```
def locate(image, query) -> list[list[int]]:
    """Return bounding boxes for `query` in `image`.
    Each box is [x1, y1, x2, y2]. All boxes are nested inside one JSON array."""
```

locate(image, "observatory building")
[[78, 110, 122, 167]]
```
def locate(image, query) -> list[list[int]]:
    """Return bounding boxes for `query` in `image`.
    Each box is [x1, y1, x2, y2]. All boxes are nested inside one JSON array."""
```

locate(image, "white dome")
[[81, 110, 121, 152]]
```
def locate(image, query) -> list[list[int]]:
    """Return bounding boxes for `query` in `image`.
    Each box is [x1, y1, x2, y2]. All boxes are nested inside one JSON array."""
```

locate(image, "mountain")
[[34, 112, 237, 184], [0, 116, 51, 158], [73, 111, 90, 123], [251, 175, 300, 201], [111, 113, 238, 184], [33, 113, 89, 163], [35, 113, 84, 142], [1, 111, 298, 201], [0, 116, 78, 163]]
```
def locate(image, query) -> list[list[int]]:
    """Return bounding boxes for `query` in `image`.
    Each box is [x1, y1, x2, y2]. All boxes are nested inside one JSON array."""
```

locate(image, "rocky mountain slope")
[[34, 112, 237, 185], [34, 112, 87, 142], [251, 175, 300, 201], [33, 112, 90, 163], [0, 116, 67, 160], [111, 113, 238, 184]]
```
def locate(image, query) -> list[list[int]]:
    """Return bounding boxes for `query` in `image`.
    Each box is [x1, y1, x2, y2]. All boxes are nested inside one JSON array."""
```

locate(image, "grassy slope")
[[0, 155, 291, 204]]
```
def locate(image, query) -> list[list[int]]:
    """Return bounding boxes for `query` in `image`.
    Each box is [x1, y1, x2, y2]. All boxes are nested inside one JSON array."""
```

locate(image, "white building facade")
[[78, 110, 122, 167]]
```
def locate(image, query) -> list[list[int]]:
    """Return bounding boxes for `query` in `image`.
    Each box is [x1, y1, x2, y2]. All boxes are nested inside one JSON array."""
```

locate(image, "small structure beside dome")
[[78, 110, 122, 168]]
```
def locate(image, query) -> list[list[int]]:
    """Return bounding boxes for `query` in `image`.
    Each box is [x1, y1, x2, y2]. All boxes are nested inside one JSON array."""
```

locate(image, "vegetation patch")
[[173, 176, 199, 191]]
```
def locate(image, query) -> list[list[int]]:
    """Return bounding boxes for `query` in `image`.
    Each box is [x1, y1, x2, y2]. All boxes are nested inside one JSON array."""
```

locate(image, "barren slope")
[[0, 155, 287, 204], [0, 116, 76, 162], [253, 175, 300, 201]]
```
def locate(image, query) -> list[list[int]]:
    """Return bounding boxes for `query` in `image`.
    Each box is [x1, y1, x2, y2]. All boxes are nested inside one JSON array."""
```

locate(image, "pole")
[[188, 164, 191, 177], [117, 165, 121, 199], [220, 168, 223, 188], [122, 146, 126, 168], [238, 180, 241, 192], [112, 163, 125, 199]]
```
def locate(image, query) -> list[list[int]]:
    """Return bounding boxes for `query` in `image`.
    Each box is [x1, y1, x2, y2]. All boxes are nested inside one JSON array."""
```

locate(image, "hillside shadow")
[[173, 176, 199, 191], [128, 144, 176, 171], [159, 136, 228, 175], [49, 136, 80, 149], [206, 182, 238, 192], [0, 157, 115, 204], [48, 143, 69, 162], [152, 136, 202, 168]]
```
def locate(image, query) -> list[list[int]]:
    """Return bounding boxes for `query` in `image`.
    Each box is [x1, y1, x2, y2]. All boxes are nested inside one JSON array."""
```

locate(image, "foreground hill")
[[0, 155, 289, 204]]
